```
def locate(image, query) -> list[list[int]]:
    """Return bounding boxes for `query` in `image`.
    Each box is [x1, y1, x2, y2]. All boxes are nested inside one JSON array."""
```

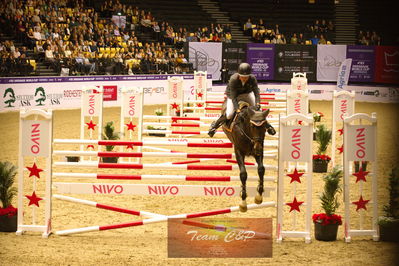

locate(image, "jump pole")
[[343, 113, 379, 242], [55, 201, 276, 235]]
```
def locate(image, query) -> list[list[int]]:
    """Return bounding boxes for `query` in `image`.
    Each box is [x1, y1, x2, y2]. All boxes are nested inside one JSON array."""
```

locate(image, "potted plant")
[[101, 121, 121, 163], [354, 161, 368, 172], [313, 165, 343, 241], [0, 161, 18, 232], [313, 112, 324, 140], [148, 109, 166, 137], [378, 167, 399, 242], [313, 124, 332, 173]]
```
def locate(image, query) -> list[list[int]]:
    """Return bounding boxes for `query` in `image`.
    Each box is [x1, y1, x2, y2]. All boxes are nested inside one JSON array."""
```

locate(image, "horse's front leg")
[[236, 151, 248, 212], [254, 154, 265, 204]]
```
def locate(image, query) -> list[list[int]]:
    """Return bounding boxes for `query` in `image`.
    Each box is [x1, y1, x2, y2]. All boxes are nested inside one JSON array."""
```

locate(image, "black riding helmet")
[[238, 63, 251, 77]]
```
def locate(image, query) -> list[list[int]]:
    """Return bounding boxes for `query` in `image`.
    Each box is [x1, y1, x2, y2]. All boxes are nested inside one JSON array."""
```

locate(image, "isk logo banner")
[[168, 218, 272, 258]]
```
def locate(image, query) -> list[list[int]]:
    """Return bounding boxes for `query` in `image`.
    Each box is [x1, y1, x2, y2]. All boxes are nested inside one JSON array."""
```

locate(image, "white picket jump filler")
[[277, 113, 313, 243], [16, 109, 53, 238], [331, 90, 355, 167], [80, 86, 103, 160], [343, 113, 379, 242]]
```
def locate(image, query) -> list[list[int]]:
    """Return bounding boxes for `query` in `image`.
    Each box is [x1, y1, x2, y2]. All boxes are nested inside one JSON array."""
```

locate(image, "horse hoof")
[[239, 204, 247, 212], [254, 195, 263, 204]]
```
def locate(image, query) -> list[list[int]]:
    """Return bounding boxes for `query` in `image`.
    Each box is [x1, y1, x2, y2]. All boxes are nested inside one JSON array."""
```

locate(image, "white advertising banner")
[[21, 120, 50, 157], [287, 91, 308, 115], [346, 125, 376, 161], [281, 125, 312, 162], [334, 94, 355, 122], [0, 75, 212, 112], [317, 45, 347, 82], [194, 71, 207, 95], [188, 42, 222, 81]]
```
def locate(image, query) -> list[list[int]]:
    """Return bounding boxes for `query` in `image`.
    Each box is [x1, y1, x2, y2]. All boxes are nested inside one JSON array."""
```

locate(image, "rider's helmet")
[[238, 63, 251, 77]]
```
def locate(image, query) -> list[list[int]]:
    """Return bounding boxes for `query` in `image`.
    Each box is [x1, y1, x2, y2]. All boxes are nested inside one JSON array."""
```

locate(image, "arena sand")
[[0, 100, 398, 266]]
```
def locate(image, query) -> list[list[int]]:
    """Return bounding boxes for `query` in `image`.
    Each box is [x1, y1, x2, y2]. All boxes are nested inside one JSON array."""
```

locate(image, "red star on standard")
[[287, 168, 304, 183], [352, 195, 370, 211], [86, 120, 96, 130], [171, 102, 179, 110], [196, 103, 203, 107], [197, 92, 203, 98], [337, 145, 344, 154], [338, 128, 344, 136], [286, 197, 304, 212], [125, 121, 136, 131], [26, 163, 44, 179], [352, 168, 369, 183], [26, 191, 43, 207], [87, 144, 95, 150], [126, 144, 135, 150]]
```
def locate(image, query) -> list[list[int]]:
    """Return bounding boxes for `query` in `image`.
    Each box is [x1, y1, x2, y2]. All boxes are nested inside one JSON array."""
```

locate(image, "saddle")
[[222, 101, 250, 132]]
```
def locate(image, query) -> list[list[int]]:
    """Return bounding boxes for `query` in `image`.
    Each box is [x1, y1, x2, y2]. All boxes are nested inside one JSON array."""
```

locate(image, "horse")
[[222, 102, 276, 212]]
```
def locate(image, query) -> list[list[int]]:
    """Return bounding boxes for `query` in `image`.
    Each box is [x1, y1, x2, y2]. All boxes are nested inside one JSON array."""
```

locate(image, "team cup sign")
[[281, 125, 312, 162], [345, 125, 376, 161], [21, 120, 50, 157], [168, 218, 272, 258]]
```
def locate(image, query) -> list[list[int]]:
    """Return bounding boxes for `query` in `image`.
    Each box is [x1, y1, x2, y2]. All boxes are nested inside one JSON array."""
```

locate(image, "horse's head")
[[244, 107, 276, 156]]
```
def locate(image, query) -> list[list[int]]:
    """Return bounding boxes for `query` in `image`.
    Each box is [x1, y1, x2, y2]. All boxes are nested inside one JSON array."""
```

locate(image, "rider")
[[208, 62, 261, 137]]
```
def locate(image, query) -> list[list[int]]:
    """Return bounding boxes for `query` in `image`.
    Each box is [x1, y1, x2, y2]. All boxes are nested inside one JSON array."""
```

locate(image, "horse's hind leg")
[[236, 152, 248, 212], [254, 155, 265, 204]]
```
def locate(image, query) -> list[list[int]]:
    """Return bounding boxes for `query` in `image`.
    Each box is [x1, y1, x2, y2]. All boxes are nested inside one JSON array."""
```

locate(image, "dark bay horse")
[[222, 102, 276, 212]]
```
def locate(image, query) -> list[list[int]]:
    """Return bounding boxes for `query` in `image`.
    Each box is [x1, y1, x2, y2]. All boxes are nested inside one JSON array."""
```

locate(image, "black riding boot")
[[208, 114, 227, 137]]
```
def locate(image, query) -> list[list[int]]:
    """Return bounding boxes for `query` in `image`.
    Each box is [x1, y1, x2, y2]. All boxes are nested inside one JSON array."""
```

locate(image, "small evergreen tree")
[[102, 122, 121, 152], [315, 124, 332, 155], [0, 161, 18, 208], [383, 167, 399, 219], [320, 165, 342, 215]]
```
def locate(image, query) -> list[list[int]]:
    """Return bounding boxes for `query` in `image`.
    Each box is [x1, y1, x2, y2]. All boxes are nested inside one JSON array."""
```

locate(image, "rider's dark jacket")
[[225, 73, 260, 109]]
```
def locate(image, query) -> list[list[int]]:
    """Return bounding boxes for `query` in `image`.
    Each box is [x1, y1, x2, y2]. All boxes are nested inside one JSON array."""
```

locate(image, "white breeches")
[[225, 92, 256, 119]]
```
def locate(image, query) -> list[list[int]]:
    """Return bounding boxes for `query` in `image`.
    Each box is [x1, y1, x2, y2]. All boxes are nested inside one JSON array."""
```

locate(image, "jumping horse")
[[222, 102, 276, 212]]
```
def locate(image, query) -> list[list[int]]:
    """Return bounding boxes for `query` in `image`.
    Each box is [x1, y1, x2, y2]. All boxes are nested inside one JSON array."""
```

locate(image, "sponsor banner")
[[212, 83, 399, 103], [188, 43, 222, 81], [346, 45, 375, 82], [374, 46, 399, 84], [102, 85, 118, 101], [336, 58, 352, 90], [281, 125, 312, 162], [0, 74, 212, 112], [168, 218, 272, 258], [21, 120, 50, 157], [317, 45, 347, 81], [246, 43, 275, 80], [222, 43, 247, 77], [275, 44, 317, 81], [346, 125, 376, 161], [334, 94, 355, 122]]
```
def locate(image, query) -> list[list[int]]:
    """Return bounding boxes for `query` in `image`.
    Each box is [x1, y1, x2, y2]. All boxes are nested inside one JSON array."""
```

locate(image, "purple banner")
[[347, 45, 375, 82], [246, 44, 275, 80]]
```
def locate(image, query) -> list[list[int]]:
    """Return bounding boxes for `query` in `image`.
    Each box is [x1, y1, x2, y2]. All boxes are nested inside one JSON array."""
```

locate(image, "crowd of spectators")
[[0, 0, 387, 77], [246, 18, 336, 45], [356, 30, 381, 46]]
